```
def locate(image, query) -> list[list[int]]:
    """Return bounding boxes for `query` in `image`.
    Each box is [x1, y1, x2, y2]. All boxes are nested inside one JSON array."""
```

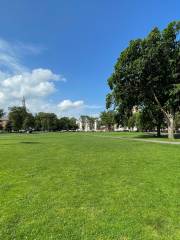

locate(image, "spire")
[[22, 96, 26, 109]]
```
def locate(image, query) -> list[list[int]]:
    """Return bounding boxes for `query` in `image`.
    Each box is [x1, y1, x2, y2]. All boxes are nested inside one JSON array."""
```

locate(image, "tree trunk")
[[167, 114, 175, 139], [157, 124, 161, 137], [152, 92, 175, 139]]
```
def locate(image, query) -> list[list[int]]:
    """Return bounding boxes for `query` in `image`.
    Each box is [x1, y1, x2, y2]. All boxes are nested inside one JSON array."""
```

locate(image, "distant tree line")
[[1, 106, 180, 134], [0, 107, 78, 132]]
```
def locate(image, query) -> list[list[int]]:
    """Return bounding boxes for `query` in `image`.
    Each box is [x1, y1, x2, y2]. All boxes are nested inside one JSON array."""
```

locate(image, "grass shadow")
[[20, 142, 41, 144], [0, 141, 41, 145], [134, 133, 180, 140], [134, 134, 166, 139]]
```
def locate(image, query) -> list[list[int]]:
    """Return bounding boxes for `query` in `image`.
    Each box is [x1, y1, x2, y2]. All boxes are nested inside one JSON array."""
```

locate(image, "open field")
[[92, 131, 180, 142], [0, 133, 180, 240]]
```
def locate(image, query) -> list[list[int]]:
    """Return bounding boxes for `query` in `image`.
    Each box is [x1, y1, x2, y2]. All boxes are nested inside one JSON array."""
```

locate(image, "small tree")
[[127, 115, 136, 130], [100, 111, 115, 131]]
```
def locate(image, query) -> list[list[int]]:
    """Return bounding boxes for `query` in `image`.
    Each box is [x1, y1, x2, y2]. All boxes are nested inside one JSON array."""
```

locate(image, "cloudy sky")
[[0, 0, 179, 117]]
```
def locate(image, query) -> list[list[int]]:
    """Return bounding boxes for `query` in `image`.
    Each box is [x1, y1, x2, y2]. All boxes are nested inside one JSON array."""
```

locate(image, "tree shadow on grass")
[[0, 141, 41, 145], [134, 133, 180, 139], [174, 134, 180, 139], [20, 142, 41, 144], [134, 134, 166, 139]]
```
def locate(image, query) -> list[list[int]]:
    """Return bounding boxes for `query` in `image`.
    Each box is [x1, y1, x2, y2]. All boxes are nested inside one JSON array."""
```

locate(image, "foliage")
[[100, 111, 115, 130], [6, 107, 79, 132], [175, 112, 180, 130], [107, 21, 180, 138], [23, 113, 35, 130], [128, 106, 165, 135], [34, 112, 58, 131], [4, 120, 12, 132], [8, 106, 28, 131], [127, 114, 136, 130], [58, 117, 78, 131]]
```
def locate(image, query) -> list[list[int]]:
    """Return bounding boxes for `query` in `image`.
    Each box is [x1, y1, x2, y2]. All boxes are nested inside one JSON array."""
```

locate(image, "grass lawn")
[[0, 133, 179, 240], [92, 131, 180, 141]]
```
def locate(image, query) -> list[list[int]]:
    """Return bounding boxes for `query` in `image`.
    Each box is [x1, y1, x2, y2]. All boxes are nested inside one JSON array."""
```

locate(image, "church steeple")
[[22, 96, 26, 109]]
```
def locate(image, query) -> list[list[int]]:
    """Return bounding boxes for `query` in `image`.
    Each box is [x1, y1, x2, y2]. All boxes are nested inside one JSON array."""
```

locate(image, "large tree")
[[8, 106, 27, 131], [107, 21, 180, 139]]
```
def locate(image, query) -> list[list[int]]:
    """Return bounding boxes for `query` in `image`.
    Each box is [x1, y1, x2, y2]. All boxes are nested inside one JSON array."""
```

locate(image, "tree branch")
[[151, 90, 170, 121]]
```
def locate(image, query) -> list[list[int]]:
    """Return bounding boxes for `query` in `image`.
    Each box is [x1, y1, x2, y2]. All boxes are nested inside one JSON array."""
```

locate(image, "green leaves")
[[107, 21, 180, 123], [100, 111, 115, 130]]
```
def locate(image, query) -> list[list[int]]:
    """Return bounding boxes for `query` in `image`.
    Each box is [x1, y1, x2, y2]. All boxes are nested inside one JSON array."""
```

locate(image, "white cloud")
[[14, 42, 46, 55], [0, 38, 66, 112], [0, 38, 27, 73], [58, 99, 84, 111], [57, 100, 103, 112], [0, 68, 61, 101], [0, 38, 102, 117], [57, 99, 103, 117]]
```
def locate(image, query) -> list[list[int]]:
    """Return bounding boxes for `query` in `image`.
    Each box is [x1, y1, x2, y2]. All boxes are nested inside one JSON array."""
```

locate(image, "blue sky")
[[0, 0, 179, 117]]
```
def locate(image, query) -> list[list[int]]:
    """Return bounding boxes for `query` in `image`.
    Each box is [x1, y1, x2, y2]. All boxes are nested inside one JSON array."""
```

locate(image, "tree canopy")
[[8, 106, 28, 131], [107, 21, 180, 138], [100, 111, 115, 131], [7, 106, 78, 132], [34, 112, 58, 131]]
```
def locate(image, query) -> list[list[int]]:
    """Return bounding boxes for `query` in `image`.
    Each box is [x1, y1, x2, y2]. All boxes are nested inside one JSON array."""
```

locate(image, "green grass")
[[92, 131, 180, 141], [0, 133, 180, 240]]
